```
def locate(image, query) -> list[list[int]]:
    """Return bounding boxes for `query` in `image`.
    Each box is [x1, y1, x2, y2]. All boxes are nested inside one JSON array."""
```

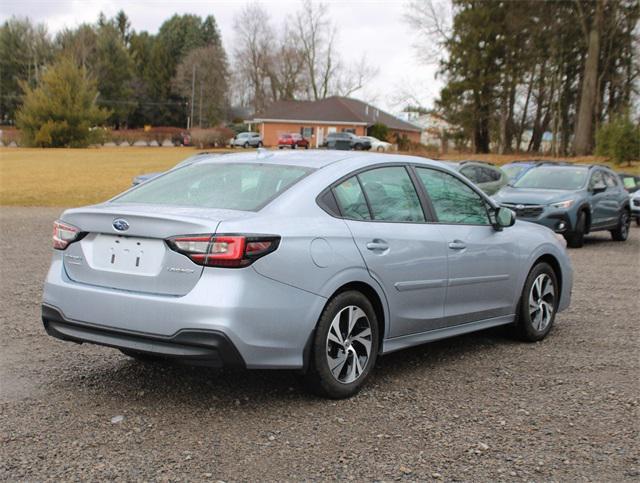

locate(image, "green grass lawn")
[[0, 147, 637, 207]]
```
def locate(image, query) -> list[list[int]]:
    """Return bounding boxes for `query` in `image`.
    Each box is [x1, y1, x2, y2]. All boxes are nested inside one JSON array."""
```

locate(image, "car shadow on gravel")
[[56, 326, 520, 405]]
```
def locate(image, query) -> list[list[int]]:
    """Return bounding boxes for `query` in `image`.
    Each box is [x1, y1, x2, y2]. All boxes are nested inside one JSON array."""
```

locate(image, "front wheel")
[[610, 210, 630, 241], [514, 262, 558, 342], [303, 291, 379, 399], [564, 211, 586, 248], [257, 141, 263, 148], [243, 142, 249, 148]]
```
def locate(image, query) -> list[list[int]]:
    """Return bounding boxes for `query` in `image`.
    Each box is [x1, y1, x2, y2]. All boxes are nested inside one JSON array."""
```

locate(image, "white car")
[[362, 136, 392, 152]]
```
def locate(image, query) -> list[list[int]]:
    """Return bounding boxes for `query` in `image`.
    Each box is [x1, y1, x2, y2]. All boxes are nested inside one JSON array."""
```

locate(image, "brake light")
[[166, 234, 280, 268], [52, 220, 82, 250]]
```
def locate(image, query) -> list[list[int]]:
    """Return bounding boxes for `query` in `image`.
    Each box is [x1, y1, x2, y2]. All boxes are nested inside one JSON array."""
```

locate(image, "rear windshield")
[[513, 166, 588, 190], [113, 162, 313, 211]]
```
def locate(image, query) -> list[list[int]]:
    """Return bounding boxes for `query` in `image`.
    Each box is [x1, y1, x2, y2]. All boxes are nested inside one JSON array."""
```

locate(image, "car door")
[[333, 166, 449, 337], [588, 170, 610, 227], [603, 172, 625, 224], [413, 166, 520, 325]]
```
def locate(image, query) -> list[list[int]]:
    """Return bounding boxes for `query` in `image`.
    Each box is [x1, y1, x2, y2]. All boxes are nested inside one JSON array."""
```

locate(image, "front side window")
[[334, 176, 370, 220], [113, 163, 312, 211], [358, 167, 425, 222], [416, 168, 490, 225], [481, 167, 501, 182], [589, 171, 604, 190]]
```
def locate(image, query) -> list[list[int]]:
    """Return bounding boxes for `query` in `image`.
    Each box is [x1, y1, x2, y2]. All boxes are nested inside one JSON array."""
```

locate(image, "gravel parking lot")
[[1, 206, 638, 481]]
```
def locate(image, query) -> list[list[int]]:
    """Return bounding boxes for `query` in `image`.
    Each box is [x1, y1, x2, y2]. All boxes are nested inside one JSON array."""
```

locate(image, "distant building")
[[249, 97, 422, 147], [398, 111, 456, 151]]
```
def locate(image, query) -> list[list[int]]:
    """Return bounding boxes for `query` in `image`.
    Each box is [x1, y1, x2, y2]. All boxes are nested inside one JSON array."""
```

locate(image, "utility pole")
[[189, 64, 196, 130]]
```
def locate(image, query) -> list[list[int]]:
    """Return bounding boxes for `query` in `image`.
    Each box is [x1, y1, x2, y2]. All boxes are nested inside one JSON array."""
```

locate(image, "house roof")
[[252, 97, 422, 132]]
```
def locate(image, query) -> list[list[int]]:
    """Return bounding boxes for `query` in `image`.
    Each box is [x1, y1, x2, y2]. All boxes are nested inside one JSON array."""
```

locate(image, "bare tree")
[[404, 0, 453, 64], [173, 44, 229, 126]]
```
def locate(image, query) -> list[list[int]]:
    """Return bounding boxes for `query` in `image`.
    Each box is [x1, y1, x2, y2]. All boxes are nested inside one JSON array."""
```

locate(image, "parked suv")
[[231, 132, 263, 148], [278, 133, 309, 149], [630, 190, 640, 226], [494, 164, 631, 248], [444, 161, 508, 195], [324, 132, 371, 150]]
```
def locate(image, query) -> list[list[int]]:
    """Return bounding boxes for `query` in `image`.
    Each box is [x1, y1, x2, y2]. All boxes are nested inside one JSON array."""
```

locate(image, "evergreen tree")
[[16, 57, 110, 147]]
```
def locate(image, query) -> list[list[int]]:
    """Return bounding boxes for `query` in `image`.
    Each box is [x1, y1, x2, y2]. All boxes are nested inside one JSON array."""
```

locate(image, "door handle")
[[366, 240, 389, 251], [448, 240, 467, 250]]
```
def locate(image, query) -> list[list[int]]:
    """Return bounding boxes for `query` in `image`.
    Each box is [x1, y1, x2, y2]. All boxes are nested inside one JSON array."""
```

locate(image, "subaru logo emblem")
[[112, 218, 130, 232]]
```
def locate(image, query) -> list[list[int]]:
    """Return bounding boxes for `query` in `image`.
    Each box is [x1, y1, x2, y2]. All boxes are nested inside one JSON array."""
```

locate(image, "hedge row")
[[1, 126, 235, 148]]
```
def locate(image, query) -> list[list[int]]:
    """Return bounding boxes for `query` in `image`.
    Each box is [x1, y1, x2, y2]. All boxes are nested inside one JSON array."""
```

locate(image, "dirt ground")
[[0, 207, 638, 481]]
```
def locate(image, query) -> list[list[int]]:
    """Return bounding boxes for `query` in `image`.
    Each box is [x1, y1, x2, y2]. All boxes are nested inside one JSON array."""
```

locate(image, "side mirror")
[[592, 182, 606, 194], [495, 206, 516, 230]]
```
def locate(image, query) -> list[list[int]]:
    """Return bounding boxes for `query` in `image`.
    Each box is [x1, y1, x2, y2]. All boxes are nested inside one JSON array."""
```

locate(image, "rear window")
[[113, 163, 312, 211]]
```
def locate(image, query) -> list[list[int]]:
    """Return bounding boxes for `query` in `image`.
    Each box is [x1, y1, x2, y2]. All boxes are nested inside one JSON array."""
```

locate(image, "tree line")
[[407, 0, 639, 155], [0, 0, 375, 133]]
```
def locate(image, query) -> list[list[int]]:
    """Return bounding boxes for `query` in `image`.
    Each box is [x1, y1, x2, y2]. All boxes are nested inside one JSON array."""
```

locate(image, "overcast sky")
[[0, 0, 442, 113]]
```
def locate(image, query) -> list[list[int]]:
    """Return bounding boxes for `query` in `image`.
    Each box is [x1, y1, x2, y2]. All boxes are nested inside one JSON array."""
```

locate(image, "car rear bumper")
[[42, 254, 326, 369], [42, 305, 245, 367]]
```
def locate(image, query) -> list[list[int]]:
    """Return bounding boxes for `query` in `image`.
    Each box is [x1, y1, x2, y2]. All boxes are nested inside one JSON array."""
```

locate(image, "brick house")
[[248, 96, 422, 147]]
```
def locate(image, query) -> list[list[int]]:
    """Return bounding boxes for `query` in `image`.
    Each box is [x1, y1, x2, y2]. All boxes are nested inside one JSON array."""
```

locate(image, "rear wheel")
[[257, 141, 263, 148], [376, 146, 384, 152], [564, 210, 586, 248], [354, 143, 363, 151], [304, 291, 379, 399], [514, 262, 558, 342], [610, 210, 630, 241], [291, 143, 297, 149]]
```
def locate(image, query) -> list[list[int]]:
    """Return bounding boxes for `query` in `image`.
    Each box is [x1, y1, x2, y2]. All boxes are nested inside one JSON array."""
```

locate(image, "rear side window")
[[460, 166, 480, 183], [416, 168, 490, 225], [358, 167, 425, 222], [334, 177, 370, 220], [481, 167, 501, 182], [604, 172, 618, 188], [113, 163, 312, 211]]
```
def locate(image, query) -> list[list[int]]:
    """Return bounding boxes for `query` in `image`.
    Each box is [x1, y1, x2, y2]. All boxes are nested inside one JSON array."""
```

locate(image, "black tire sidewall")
[[565, 211, 586, 248], [516, 262, 558, 342], [309, 291, 379, 399], [611, 210, 630, 241]]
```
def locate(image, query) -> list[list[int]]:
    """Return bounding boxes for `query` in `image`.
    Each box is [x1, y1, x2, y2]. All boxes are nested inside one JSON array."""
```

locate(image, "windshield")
[[513, 166, 588, 190], [113, 163, 313, 211], [502, 164, 527, 180]]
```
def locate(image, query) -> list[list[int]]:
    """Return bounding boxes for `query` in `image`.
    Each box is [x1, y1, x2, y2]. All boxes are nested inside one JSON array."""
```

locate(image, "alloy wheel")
[[529, 274, 555, 332], [325, 305, 372, 384]]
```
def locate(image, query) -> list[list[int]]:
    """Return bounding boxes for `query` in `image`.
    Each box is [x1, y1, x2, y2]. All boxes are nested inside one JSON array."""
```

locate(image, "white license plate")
[[90, 234, 165, 275]]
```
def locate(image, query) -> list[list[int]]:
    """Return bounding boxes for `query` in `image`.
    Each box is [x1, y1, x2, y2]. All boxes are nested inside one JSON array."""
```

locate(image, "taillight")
[[166, 234, 280, 268], [52, 220, 82, 250]]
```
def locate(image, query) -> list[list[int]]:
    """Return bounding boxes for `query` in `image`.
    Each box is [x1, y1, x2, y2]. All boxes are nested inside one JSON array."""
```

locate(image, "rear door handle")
[[448, 240, 467, 250], [366, 240, 389, 251]]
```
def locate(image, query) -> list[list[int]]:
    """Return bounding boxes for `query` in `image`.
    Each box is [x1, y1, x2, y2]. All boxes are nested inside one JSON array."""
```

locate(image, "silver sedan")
[[43, 150, 572, 398]]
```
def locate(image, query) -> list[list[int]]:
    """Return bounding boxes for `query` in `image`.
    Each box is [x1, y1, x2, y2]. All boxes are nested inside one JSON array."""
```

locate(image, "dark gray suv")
[[493, 164, 631, 248], [324, 132, 371, 150]]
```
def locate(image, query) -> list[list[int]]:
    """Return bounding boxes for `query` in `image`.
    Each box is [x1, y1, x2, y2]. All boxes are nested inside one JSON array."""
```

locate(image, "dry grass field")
[[0, 147, 637, 207]]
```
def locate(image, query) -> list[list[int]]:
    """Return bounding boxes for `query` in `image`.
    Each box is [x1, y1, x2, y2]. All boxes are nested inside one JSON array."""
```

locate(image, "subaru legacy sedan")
[[43, 151, 572, 398]]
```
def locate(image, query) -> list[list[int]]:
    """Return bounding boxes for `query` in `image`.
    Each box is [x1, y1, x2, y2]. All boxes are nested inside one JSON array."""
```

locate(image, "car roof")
[[190, 150, 451, 171]]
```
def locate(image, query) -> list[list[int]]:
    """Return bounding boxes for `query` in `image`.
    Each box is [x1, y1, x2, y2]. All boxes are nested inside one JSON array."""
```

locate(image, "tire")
[[514, 262, 558, 342], [304, 144, 309, 149], [120, 349, 167, 364], [291, 144, 297, 149], [636, 216, 640, 227], [354, 143, 362, 151], [243, 142, 249, 148], [278, 146, 284, 149], [376, 146, 384, 152], [303, 291, 379, 399], [564, 210, 586, 248], [610, 210, 630, 241], [257, 141, 263, 148]]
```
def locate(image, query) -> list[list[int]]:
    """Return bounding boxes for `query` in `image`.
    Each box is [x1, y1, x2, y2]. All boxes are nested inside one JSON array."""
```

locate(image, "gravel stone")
[[0, 207, 638, 481]]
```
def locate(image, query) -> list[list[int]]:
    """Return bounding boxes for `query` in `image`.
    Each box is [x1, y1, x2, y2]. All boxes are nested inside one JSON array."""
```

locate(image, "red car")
[[277, 133, 310, 149]]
